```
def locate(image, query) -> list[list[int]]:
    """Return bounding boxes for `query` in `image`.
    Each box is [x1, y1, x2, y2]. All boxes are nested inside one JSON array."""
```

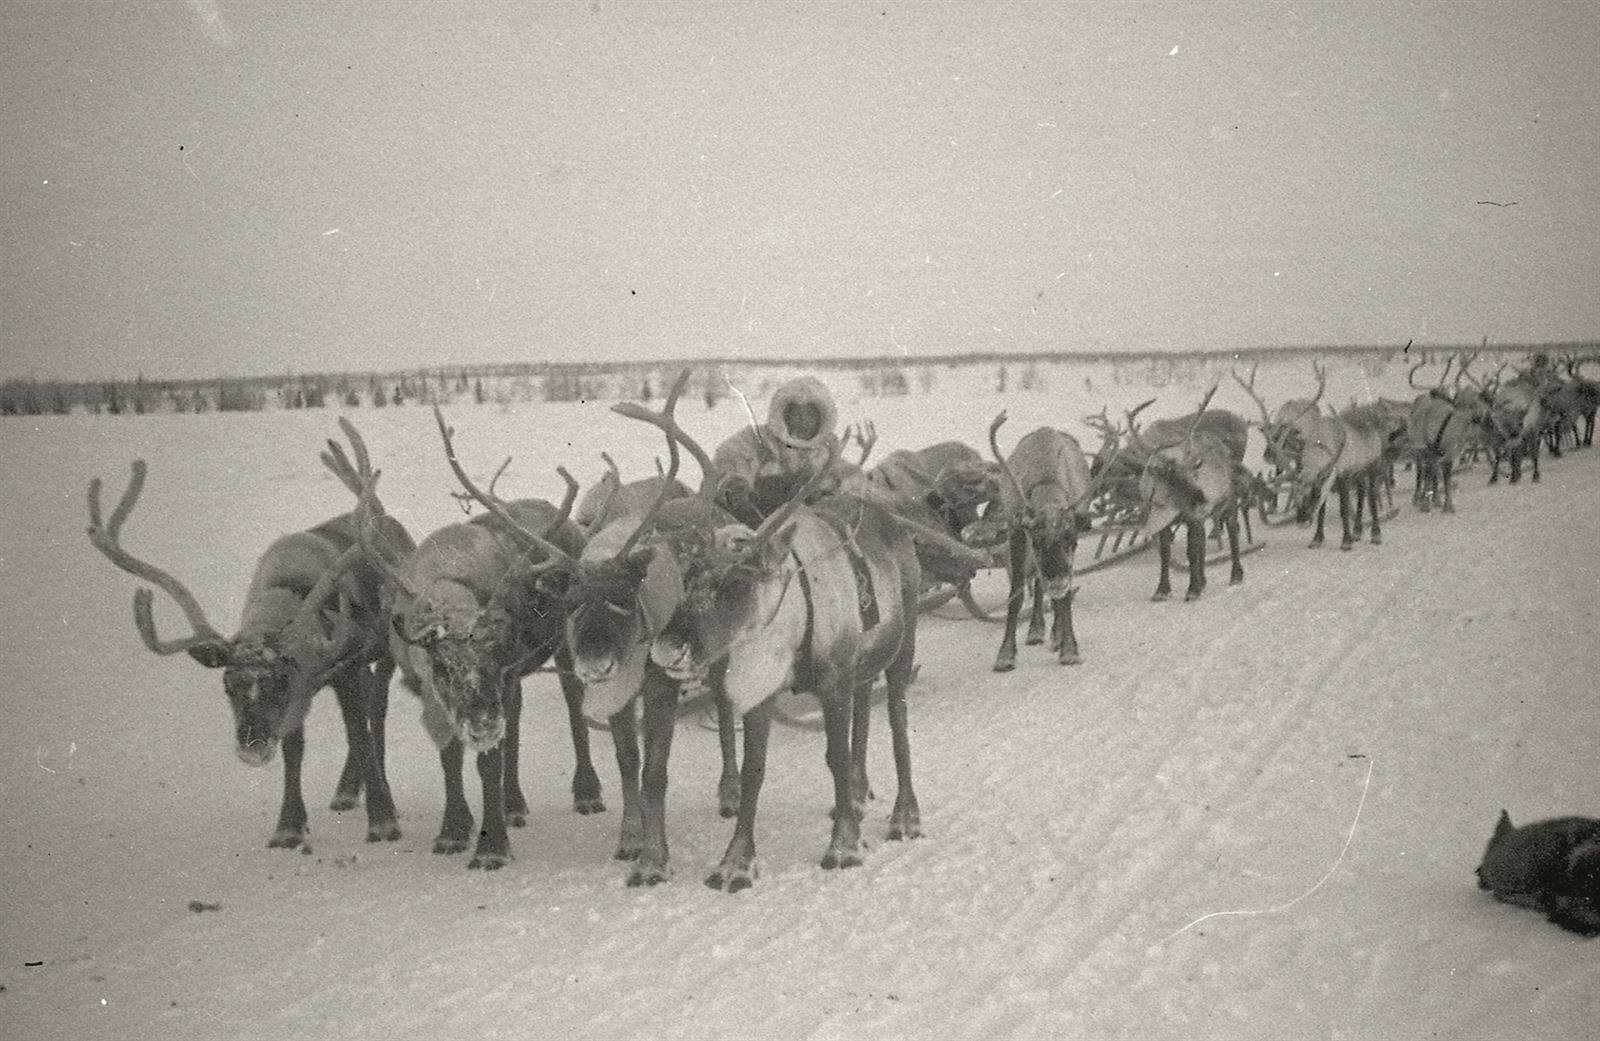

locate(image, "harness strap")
[[791, 549, 814, 667]]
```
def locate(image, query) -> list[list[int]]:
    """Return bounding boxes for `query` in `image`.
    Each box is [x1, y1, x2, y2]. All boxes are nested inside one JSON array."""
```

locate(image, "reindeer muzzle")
[[459, 715, 506, 753], [650, 637, 702, 681], [235, 737, 277, 767], [574, 655, 619, 685], [1043, 576, 1074, 601]]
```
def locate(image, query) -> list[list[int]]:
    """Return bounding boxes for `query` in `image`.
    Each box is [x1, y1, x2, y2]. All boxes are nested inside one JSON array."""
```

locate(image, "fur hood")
[[766, 377, 838, 451]]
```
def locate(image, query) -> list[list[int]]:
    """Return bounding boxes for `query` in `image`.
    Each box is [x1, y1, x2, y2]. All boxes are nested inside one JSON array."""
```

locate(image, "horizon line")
[[8, 339, 1596, 389]]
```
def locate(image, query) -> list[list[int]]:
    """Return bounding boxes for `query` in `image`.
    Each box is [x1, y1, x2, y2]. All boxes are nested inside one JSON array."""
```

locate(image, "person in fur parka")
[[709, 376, 852, 527]]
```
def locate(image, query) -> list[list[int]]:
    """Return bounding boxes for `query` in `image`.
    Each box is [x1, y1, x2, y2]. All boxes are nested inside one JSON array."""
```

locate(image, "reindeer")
[[986, 413, 1116, 671], [441, 372, 751, 884], [1121, 385, 1249, 601], [85, 421, 409, 852], [865, 440, 1002, 617], [1230, 361, 1327, 520], [1466, 362, 1545, 485], [1404, 351, 1489, 513], [1531, 359, 1587, 455], [1561, 354, 1599, 447], [345, 414, 605, 870], [572, 452, 692, 534], [638, 434, 924, 891], [1242, 362, 1391, 549]]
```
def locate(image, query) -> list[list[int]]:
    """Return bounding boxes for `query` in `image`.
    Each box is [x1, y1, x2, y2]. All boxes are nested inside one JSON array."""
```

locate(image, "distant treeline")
[[4, 342, 1592, 417]]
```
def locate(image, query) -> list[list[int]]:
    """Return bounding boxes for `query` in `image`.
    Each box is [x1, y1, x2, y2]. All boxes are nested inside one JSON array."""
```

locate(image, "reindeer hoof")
[[992, 655, 1016, 673], [1369, 535, 1383, 546], [1151, 591, 1170, 603], [329, 791, 361, 812], [821, 846, 864, 871], [628, 862, 673, 887], [366, 820, 402, 843], [572, 796, 606, 816], [468, 852, 509, 871], [1442, 504, 1455, 514], [268, 827, 309, 851], [705, 865, 755, 892], [432, 834, 471, 855], [1340, 541, 1354, 551], [1184, 590, 1203, 602], [888, 804, 923, 841], [1025, 630, 1046, 646]]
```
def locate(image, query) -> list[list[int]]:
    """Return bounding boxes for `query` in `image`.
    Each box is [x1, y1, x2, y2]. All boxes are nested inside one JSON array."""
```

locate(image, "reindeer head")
[[650, 518, 800, 680], [387, 573, 521, 752], [218, 583, 358, 765], [987, 414, 1104, 600], [86, 460, 371, 768]]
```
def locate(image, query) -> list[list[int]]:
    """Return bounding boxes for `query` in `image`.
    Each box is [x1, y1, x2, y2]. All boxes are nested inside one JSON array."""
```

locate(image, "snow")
[[3, 354, 1596, 1040]]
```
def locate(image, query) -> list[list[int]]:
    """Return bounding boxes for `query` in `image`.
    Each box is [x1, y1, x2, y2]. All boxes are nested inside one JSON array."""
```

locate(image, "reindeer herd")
[[85, 351, 1598, 891]]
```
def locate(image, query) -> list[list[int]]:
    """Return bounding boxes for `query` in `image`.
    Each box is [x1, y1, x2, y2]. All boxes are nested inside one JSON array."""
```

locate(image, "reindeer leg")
[[341, 667, 399, 842], [1026, 566, 1047, 645], [500, 675, 529, 828], [708, 698, 772, 892], [1310, 499, 1327, 547], [1529, 437, 1541, 483], [848, 678, 875, 821], [1152, 526, 1174, 601], [1054, 587, 1082, 665], [329, 678, 366, 812], [268, 727, 311, 851], [1367, 474, 1383, 545], [820, 678, 865, 871], [433, 739, 474, 855], [1338, 480, 1356, 550], [714, 693, 743, 819], [608, 699, 642, 861], [1225, 506, 1245, 585], [629, 671, 679, 886], [1183, 517, 1207, 601], [468, 742, 510, 870], [993, 529, 1027, 672], [368, 658, 393, 783], [1440, 457, 1455, 513], [555, 645, 605, 814], [885, 635, 922, 840], [1352, 478, 1366, 539]]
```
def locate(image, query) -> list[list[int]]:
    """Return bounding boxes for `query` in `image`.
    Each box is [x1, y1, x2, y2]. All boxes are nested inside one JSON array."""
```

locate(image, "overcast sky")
[[3, 1, 1597, 381]]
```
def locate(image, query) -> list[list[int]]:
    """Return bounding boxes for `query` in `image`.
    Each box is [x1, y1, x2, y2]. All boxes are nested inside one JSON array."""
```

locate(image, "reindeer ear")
[[761, 521, 801, 567], [1493, 809, 1514, 840], [187, 640, 231, 669], [637, 550, 684, 638]]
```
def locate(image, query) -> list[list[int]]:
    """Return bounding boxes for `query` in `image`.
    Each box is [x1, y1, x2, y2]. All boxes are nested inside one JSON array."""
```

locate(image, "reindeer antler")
[[988, 411, 1028, 512], [433, 407, 576, 574], [611, 375, 687, 562], [1231, 361, 1273, 430], [87, 462, 228, 656], [1183, 383, 1220, 442], [282, 543, 368, 661], [351, 472, 425, 599], [1308, 360, 1329, 409], [321, 418, 375, 501], [584, 453, 625, 534], [612, 369, 718, 506], [844, 420, 877, 467]]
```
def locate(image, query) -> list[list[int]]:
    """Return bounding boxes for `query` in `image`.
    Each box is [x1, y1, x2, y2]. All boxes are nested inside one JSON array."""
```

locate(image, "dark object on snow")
[[187, 900, 222, 913], [1475, 810, 1600, 937]]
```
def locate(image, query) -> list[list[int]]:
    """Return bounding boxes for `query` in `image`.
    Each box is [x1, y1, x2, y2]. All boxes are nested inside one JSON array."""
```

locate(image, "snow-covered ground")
[[3, 353, 1596, 1040]]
